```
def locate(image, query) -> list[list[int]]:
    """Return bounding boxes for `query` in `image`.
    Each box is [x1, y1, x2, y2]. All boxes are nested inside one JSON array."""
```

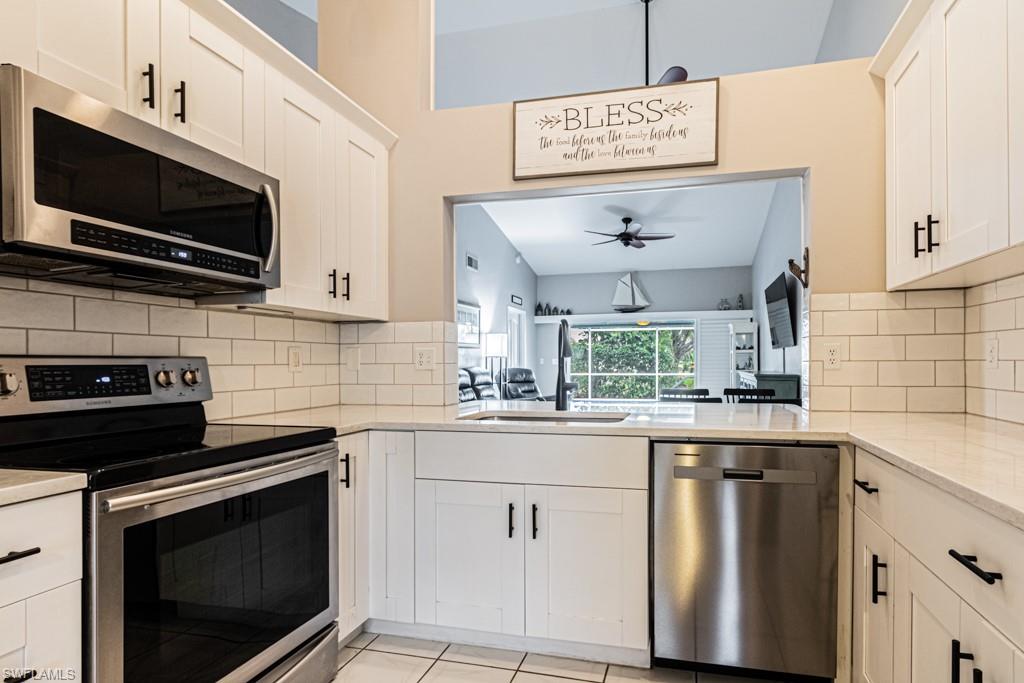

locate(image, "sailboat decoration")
[[612, 272, 651, 313]]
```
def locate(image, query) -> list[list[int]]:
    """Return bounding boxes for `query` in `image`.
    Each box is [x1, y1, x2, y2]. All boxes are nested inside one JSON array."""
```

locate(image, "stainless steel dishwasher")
[[652, 441, 839, 681]]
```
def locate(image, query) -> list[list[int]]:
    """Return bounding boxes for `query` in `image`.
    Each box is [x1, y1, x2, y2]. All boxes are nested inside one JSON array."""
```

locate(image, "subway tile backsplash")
[[809, 290, 966, 413], [964, 274, 1024, 424], [0, 277, 459, 416]]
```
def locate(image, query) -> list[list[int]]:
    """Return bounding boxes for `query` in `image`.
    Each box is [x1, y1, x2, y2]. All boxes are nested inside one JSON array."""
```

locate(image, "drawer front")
[[860, 448, 1024, 650], [415, 432, 648, 489], [0, 493, 82, 607], [854, 448, 902, 530]]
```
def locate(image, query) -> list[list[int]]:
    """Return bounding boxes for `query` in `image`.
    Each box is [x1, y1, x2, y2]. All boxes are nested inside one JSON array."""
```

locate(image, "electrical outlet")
[[986, 337, 999, 369], [287, 346, 303, 372], [824, 342, 841, 370], [414, 347, 436, 370]]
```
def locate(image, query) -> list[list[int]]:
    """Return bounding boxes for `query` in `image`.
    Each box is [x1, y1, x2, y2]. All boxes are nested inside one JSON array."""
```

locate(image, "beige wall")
[[319, 1, 886, 323]]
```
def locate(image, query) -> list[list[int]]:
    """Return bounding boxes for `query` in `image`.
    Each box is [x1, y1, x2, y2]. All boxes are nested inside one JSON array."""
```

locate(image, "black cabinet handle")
[[871, 553, 888, 604], [914, 220, 926, 258], [5, 669, 36, 683], [854, 479, 879, 494], [174, 80, 187, 122], [927, 214, 940, 252], [0, 547, 40, 566], [329, 269, 338, 298], [952, 639, 974, 683], [340, 453, 350, 488], [532, 504, 538, 539], [973, 668, 983, 683], [949, 549, 1003, 585], [342, 272, 351, 301], [508, 502, 514, 538], [142, 63, 155, 109]]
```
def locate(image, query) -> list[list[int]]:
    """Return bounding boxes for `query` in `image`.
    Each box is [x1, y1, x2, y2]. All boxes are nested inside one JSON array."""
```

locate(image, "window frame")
[[569, 323, 698, 402]]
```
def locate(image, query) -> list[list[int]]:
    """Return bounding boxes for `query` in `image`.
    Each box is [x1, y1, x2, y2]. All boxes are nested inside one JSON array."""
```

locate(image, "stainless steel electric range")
[[0, 356, 339, 683]]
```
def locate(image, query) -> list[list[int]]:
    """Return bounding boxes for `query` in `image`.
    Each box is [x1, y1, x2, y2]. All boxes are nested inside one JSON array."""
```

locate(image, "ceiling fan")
[[586, 217, 675, 249]]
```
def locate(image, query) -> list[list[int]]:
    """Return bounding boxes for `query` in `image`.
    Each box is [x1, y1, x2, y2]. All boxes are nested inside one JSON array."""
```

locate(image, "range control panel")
[[0, 357, 212, 416], [71, 221, 261, 279], [26, 364, 151, 402]]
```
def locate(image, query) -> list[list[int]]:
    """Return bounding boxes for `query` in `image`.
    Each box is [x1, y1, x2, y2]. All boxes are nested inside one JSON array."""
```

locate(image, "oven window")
[[33, 108, 263, 257], [121, 472, 330, 682]]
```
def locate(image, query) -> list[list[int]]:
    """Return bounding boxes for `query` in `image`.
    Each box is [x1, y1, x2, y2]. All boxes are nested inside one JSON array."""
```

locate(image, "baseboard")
[[363, 619, 651, 668]]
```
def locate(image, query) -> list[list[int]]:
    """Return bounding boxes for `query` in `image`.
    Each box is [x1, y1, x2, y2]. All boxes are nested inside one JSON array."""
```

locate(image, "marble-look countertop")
[[227, 401, 1024, 534], [0, 469, 87, 507]]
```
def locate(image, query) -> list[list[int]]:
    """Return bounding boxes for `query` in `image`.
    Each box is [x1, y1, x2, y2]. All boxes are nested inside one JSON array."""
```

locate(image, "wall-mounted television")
[[764, 272, 797, 349]]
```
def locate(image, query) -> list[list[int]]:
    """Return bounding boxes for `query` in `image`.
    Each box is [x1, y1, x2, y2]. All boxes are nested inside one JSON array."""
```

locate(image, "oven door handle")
[[101, 447, 334, 513], [261, 182, 280, 273]]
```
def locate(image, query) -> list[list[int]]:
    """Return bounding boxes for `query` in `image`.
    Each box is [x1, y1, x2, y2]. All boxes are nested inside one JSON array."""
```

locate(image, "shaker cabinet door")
[[1009, 0, 1024, 247], [415, 480, 525, 635], [161, 0, 265, 168], [930, 0, 1009, 270], [894, 549, 962, 683], [525, 485, 647, 649], [854, 509, 896, 683], [338, 432, 370, 636], [885, 16, 934, 288]]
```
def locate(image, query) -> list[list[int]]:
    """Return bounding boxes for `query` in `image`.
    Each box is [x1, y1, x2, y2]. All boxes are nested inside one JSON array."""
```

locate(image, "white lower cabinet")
[[24, 580, 82, 678], [525, 485, 647, 649], [368, 431, 415, 623], [894, 550, 961, 683], [414, 480, 525, 635], [857, 449, 1024, 683], [854, 508, 896, 683], [338, 432, 370, 637]]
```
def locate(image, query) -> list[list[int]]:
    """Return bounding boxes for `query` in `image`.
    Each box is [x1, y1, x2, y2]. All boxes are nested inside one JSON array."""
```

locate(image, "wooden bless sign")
[[513, 78, 719, 180]]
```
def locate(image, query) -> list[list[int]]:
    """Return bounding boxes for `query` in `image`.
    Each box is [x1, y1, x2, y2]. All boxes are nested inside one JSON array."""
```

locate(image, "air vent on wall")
[[466, 253, 479, 271]]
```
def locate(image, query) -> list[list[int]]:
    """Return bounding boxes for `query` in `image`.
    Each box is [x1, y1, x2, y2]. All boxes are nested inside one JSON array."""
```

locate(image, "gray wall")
[[455, 205, 538, 369], [816, 0, 908, 63], [226, 0, 317, 69], [751, 180, 803, 374], [537, 267, 752, 316]]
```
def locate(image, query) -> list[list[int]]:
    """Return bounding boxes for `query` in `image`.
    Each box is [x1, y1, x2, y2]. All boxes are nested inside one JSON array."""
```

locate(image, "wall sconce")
[[788, 247, 809, 289]]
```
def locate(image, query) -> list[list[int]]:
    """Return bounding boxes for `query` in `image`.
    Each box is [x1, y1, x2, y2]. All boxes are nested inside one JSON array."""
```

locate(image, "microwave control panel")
[[71, 221, 260, 279]]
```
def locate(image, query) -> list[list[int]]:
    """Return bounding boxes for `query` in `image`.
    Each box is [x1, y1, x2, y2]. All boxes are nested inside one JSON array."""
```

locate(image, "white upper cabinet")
[[882, 0, 1017, 288], [263, 67, 335, 313], [160, 0, 265, 168], [885, 17, 935, 288], [929, 0, 1009, 270], [0, 0, 162, 125], [1009, 0, 1024, 247], [333, 117, 389, 320]]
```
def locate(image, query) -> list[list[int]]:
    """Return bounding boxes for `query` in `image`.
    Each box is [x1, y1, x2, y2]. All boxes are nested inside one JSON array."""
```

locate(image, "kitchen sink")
[[459, 411, 631, 424]]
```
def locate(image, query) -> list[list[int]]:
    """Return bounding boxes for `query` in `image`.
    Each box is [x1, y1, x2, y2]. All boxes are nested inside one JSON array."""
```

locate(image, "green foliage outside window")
[[569, 325, 696, 401]]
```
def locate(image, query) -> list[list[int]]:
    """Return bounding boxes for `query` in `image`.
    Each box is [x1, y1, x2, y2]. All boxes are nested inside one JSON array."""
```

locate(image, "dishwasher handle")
[[672, 465, 817, 485]]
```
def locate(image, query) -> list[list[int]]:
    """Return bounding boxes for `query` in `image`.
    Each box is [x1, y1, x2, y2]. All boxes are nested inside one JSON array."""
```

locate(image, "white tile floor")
[[332, 633, 784, 683]]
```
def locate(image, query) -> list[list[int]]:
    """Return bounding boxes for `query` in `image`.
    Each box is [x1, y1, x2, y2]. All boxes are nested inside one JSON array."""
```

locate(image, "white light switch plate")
[[985, 337, 999, 369], [415, 347, 436, 370], [287, 346, 303, 372], [824, 342, 841, 370], [345, 347, 360, 372]]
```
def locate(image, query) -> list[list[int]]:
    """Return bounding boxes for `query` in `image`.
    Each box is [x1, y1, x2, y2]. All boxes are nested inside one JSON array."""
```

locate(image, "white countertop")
[[228, 400, 1024, 535], [0, 469, 87, 507]]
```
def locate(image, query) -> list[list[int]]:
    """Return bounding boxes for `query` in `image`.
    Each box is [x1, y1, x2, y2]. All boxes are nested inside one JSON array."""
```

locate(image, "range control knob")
[[155, 369, 178, 388], [0, 372, 19, 396], [182, 368, 203, 387]]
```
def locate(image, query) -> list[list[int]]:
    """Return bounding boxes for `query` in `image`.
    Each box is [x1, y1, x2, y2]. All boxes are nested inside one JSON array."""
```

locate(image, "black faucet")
[[555, 319, 576, 411]]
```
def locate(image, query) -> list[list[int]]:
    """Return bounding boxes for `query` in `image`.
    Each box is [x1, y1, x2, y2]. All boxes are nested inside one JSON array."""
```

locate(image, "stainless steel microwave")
[[0, 64, 280, 296]]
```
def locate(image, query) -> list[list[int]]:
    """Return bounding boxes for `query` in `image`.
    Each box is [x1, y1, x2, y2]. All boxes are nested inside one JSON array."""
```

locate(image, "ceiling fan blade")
[[629, 239, 647, 249], [591, 238, 620, 245], [584, 230, 620, 237], [637, 233, 675, 240]]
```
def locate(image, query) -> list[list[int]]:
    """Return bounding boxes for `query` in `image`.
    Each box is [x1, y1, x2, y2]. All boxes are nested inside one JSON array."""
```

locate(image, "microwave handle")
[[260, 183, 280, 273]]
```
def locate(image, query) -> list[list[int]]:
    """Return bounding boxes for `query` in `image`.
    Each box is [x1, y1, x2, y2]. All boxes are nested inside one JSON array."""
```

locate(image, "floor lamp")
[[483, 333, 509, 399]]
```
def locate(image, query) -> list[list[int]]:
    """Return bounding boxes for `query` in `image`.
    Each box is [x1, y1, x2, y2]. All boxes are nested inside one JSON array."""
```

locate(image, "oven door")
[[90, 445, 338, 683], [0, 64, 280, 290]]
